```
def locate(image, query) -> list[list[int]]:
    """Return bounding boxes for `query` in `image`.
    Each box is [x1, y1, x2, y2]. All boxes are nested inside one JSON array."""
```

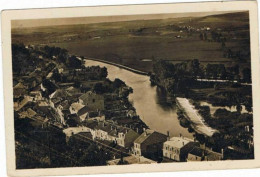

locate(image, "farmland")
[[12, 11, 250, 72]]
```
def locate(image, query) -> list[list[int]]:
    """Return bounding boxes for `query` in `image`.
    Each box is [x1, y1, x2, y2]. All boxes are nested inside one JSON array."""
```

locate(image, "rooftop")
[[164, 137, 193, 148]]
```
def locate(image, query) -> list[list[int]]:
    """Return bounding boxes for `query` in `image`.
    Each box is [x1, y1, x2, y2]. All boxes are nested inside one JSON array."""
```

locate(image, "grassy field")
[[12, 11, 250, 72]]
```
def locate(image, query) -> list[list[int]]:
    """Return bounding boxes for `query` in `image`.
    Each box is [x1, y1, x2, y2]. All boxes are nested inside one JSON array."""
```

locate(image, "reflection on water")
[[200, 101, 248, 115], [155, 87, 175, 111], [85, 59, 193, 138]]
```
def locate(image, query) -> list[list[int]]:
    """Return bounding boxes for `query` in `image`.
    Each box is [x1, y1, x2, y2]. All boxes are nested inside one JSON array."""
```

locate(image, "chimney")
[[202, 150, 205, 159], [136, 128, 139, 133], [167, 131, 170, 141], [143, 128, 147, 136], [221, 149, 224, 159]]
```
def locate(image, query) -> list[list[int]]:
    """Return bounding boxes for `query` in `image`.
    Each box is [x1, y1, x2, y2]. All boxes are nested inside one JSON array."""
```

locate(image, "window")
[[93, 99, 95, 103]]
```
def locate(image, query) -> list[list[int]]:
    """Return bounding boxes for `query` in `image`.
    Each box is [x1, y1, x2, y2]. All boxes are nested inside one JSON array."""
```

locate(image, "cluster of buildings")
[[13, 45, 224, 165], [63, 118, 223, 164]]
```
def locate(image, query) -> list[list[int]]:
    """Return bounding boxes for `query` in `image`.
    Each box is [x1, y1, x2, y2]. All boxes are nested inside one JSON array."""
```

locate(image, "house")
[[18, 108, 37, 118], [70, 102, 85, 115], [77, 106, 93, 121], [79, 91, 104, 111], [69, 102, 101, 122], [30, 90, 43, 101], [56, 100, 70, 124], [66, 86, 81, 96], [116, 126, 140, 148], [187, 146, 223, 161], [66, 114, 81, 127], [13, 82, 27, 98], [127, 110, 136, 118], [186, 146, 204, 161], [133, 129, 168, 161], [63, 126, 91, 142], [107, 155, 157, 165], [163, 136, 197, 162], [15, 96, 34, 111], [49, 89, 72, 100], [88, 121, 140, 149]]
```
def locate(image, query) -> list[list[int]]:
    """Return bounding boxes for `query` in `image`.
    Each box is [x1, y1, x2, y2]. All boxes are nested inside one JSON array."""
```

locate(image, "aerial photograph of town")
[[11, 10, 253, 169]]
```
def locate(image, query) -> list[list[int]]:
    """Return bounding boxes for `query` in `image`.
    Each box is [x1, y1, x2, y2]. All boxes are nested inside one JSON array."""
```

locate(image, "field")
[[12, 11, 250, 72]]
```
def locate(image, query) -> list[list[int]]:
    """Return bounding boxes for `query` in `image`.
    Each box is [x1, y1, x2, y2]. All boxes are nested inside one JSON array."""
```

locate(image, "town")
[[12, 41, 253, 169]]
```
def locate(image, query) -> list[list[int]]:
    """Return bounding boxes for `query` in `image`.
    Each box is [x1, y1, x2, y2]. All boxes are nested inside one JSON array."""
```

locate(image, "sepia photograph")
[[2, 1, 260, 176]]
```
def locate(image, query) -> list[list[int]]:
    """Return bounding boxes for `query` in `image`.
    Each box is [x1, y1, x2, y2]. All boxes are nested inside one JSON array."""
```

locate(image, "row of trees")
[[152, 59, 252, 83]]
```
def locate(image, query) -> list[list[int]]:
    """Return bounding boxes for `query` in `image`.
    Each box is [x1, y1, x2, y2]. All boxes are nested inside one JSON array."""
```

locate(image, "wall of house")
[[124, 132, 139, 148], [79, 93, 104, 111], [133, 143, 142, 156], [163, 144, 181, 161], [95, 130, 108, 140], [187, 154, 202, 161]]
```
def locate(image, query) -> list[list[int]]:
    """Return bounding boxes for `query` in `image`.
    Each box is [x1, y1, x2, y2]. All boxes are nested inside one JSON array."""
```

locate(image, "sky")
[[12, 11, 244, 29]]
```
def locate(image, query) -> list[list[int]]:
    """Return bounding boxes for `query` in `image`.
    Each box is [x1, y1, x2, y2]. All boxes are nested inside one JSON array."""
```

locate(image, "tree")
[[198, 106, 211, 119], [93, 83, 105, 94], [190, 59, 200, 77], [52, 69, 61, 82], [113, 78, 126, 88], [203, 33, 208, 40], [214, 108, 231, 118], [66, 55, 82, 68], [100, 67, 108, 79], [245, 104, 252, 112], [195, 133, 206, 144], [199, 33, 203, 40], [242, 68, 251, 83], [236, 104, 242, 114]]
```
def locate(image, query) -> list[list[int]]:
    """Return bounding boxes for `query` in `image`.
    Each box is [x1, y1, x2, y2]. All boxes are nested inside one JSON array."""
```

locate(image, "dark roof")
[[50, 89, 72, 99], [94, 121, 138, 138], [85, 120, 99, 129], [15, 96, 33, 111], [89, 111, 99, 118], [79, 91, 104, 102], [62, 109, 71, 116], [134, 129, 167, 145], [60, 100, 70, 110], [182, 142, 200, 156], [189, 146, 204, 157], [77, 106, 93, 117], [14, 82, 26, 89]]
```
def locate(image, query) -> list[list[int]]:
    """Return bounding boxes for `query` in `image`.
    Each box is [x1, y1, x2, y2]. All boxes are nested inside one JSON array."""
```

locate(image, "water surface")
[[85, 59, 192, 138]]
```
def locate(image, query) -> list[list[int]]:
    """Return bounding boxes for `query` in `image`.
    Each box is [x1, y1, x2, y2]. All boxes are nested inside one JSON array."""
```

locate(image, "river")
[[84, 59, 193, 138]]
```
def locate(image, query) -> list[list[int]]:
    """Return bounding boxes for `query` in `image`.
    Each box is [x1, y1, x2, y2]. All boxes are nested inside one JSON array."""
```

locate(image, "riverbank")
[[83, 57, 149, 76], [85, 58, 193, 138]]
